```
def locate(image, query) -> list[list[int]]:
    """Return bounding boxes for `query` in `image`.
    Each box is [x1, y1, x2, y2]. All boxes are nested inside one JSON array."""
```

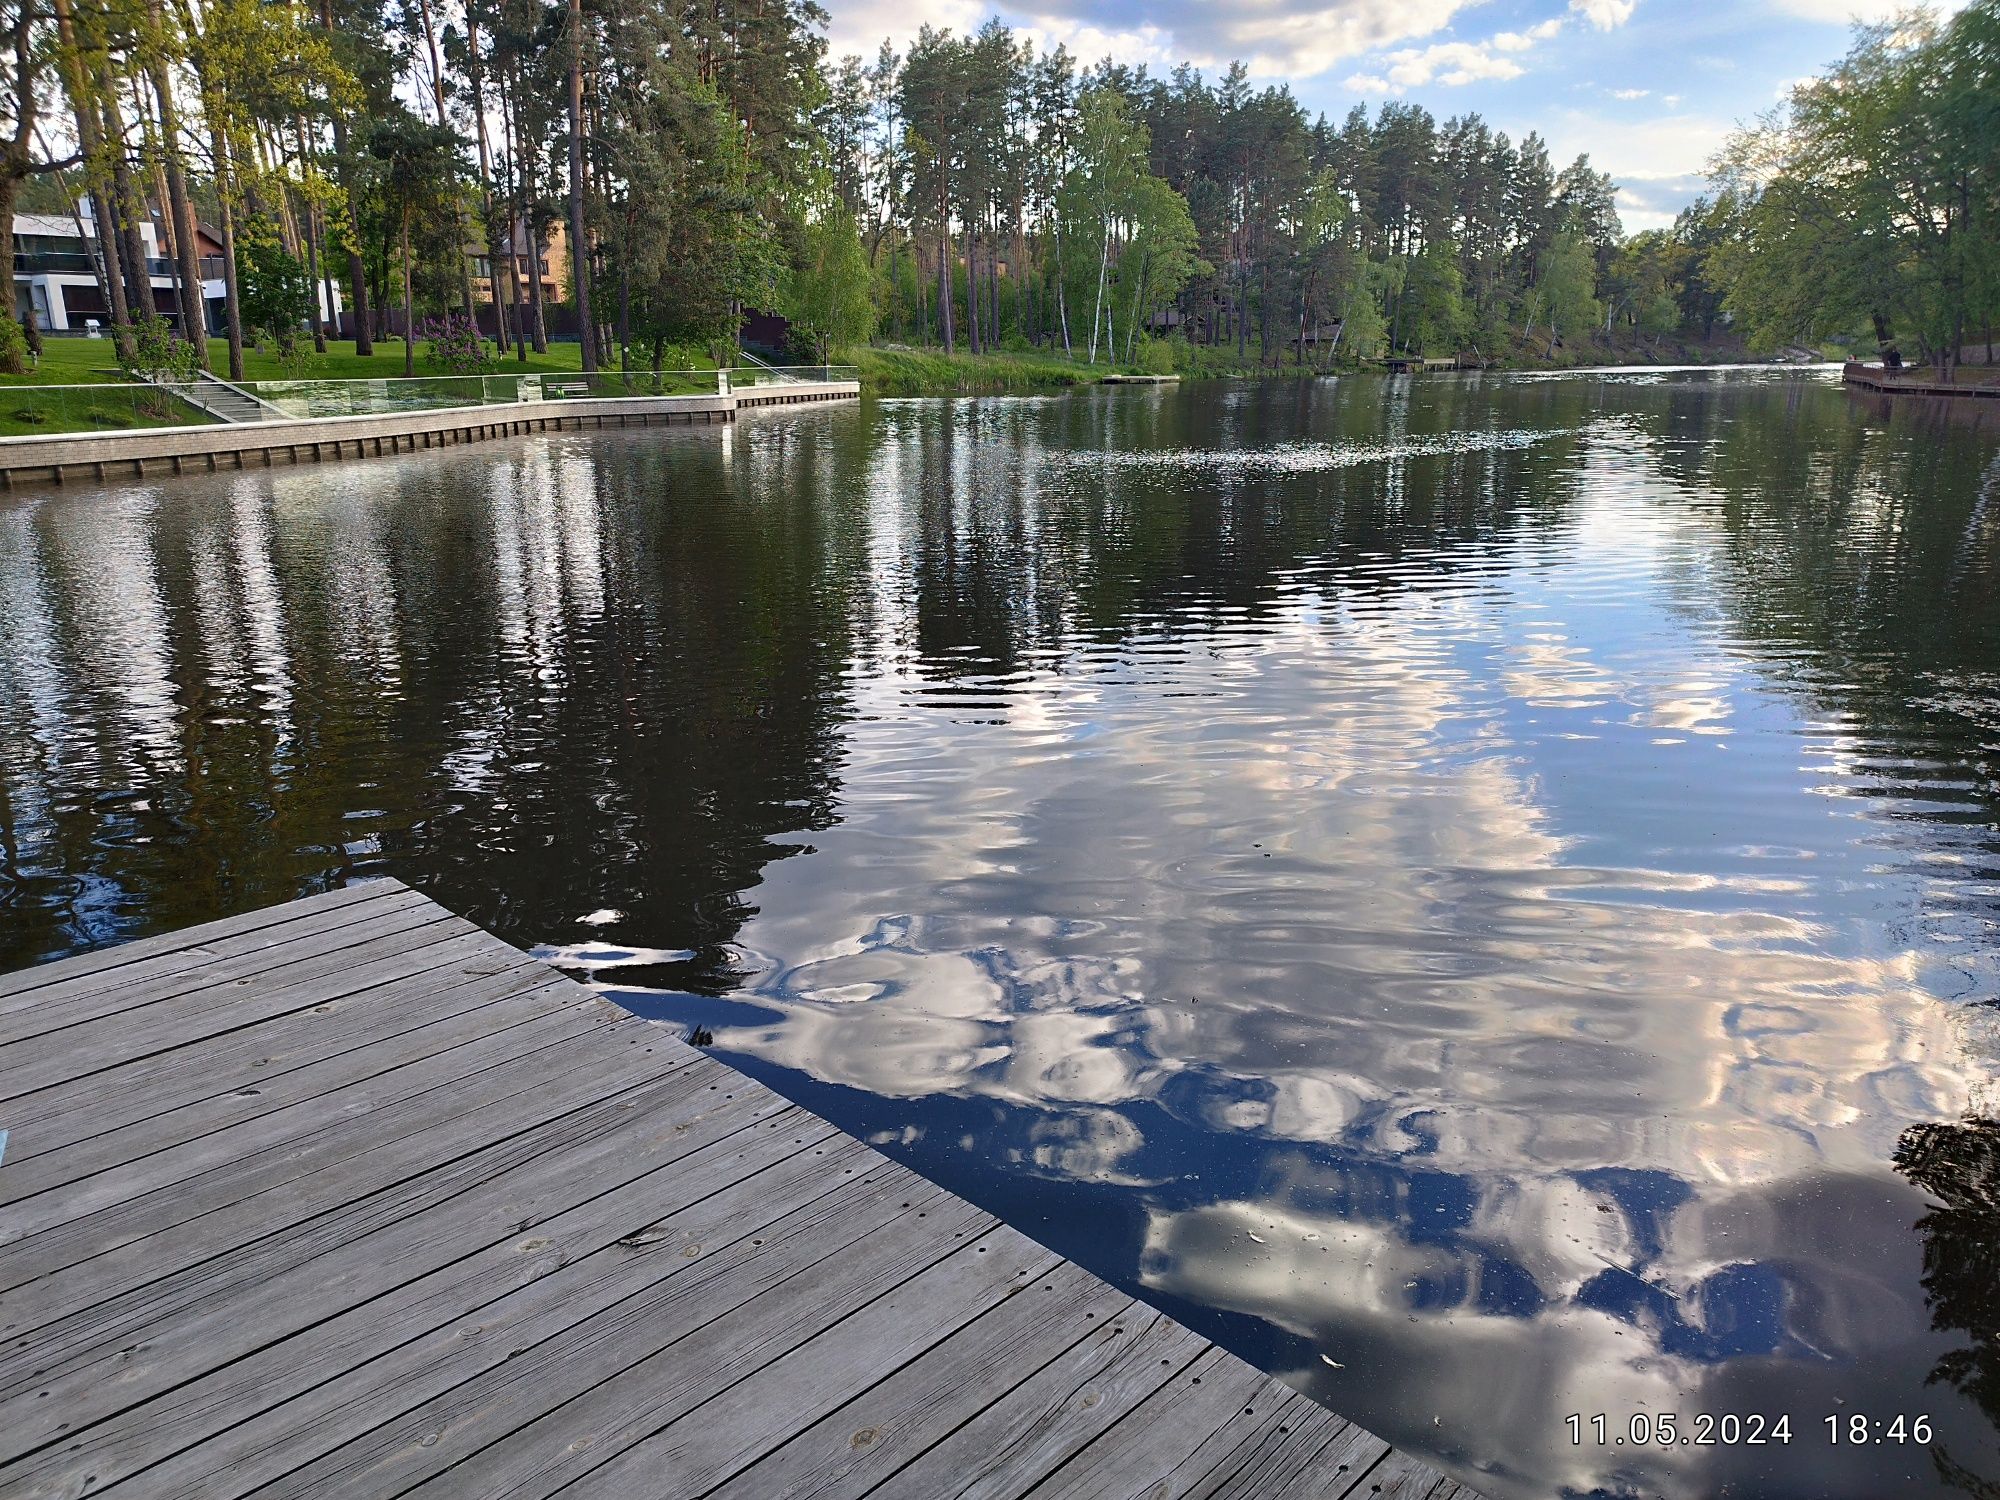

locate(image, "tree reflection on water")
[[1897, 1116, 2000, 1429]]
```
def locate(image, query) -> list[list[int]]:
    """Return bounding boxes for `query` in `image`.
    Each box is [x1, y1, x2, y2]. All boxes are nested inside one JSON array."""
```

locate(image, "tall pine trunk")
[[101, 90, 155, 321], [401, 208, 415, 376], [565, 0, 595, 372], [467, 12, 516, 360], [936, 186, 954, 351], [146, 3, 206, 362], [295, 119, 328, 352], [964, 224, 981, 355], [213, 126, 246, 379], [52, 0, 133, 362]]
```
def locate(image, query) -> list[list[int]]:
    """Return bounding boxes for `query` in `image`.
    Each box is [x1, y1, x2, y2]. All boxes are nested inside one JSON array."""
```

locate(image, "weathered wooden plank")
[[578, 1224, 1084, 1500], [0, 885, 435, 1043], [1013, 1345, 1284, 1500], [17, 1112, 856, 1500], [1201, 1409, 1395, 1500], [0, 919, 503, 1101], [0, 1053, 752, 1463], [0, 958, 569, 1196], [1340, 1443, 1462, 1499], [0, 880, 392, 1007], [698, 1259, 1134, 1500], [0, 981, 608, 1241], [274, 1181, 1009, 1499], [0, 1014, 681, 1327], [1146, 1384, 1357, 1500], [422, 1218, 1061, 1500], [864, 1305, 1209, 1500], [1180, 1399, 1359, 1500]]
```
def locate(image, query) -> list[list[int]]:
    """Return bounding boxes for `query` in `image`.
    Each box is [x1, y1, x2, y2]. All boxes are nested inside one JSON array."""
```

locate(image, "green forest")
[[0, 0, 1993, 382]]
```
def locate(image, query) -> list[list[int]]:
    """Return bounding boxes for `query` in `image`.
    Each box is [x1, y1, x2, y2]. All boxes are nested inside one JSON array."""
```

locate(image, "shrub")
[[254, 330, 321, 375], [422, 313, 495, 375], [241, 244, 312, 338], [1131, 335, 1177, 375], [119, 313, 200, 383], [0, 314, 27, 376]]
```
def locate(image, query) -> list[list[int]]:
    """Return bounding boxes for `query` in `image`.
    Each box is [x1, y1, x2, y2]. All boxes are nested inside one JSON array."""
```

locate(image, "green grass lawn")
[[0, 336, 590, 388], [0, 336, 603, 435], [849, 346, 1113, 394], [0, 384, 215, 436]]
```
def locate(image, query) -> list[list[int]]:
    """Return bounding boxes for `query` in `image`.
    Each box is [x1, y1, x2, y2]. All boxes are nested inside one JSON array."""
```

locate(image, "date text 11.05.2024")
[[1567, 1414, 1935, 1447]]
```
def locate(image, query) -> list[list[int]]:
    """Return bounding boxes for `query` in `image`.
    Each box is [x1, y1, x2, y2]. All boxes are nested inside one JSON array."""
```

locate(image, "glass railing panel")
[[540, 370, 721, 398], [0, 363, 802, 436]]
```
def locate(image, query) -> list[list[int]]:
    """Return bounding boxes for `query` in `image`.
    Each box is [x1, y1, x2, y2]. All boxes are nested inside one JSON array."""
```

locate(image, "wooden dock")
[[0, 380, 859, 489], [0, 880, 1483, 1500], [1842, 359, 2000, 398]]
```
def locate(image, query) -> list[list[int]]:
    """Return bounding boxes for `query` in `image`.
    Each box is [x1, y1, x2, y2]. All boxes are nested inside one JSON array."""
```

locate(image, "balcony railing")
[[16, 252, 205, 279], [13, 252, 96, 276]]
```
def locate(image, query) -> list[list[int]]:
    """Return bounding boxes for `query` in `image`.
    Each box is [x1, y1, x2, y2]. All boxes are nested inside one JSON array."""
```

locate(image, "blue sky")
[[821, 0, 1945, 231]]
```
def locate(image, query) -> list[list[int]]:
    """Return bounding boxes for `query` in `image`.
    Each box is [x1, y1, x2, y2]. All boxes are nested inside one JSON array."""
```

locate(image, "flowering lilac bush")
[[421, 314, 495, 375]]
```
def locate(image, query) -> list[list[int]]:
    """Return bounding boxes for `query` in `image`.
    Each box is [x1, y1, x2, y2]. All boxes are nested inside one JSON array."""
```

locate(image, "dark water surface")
[[4, 370, 1999, 1498]]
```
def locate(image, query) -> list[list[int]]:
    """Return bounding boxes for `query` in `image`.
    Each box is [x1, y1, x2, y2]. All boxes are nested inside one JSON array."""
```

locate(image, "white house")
[[12, 209, 341, 336]]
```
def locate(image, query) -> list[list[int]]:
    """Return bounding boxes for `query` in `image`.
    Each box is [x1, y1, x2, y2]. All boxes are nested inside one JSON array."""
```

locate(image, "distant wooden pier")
[[0, 380, 859, 489], [0, 880, 1484, 1500], [1842, 360, 2000, 399]]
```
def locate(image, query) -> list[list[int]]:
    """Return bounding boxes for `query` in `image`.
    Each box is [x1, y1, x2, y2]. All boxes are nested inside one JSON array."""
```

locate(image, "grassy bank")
[[849, 347, 1106, 394], [0, 385, 215, 436], [0, 338, 598, 436], [848, 327, 1776, 395], [0, 337, 590, 389]]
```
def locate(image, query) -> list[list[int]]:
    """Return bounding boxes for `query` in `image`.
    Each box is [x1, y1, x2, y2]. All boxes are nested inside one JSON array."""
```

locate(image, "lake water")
[[3, 370, 1998, 1499]]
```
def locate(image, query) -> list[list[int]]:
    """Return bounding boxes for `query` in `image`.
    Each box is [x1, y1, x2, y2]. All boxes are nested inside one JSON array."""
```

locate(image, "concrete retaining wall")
[[0, 381, 860, 488]]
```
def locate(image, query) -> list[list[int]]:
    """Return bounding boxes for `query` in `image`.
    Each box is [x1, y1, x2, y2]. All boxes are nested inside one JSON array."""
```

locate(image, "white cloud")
[[1544, 109, 1729, 179], [1569, 0, 1638, 28], [1337, 8, 1580, 97], [1493, 17, 1566, 50], [1538, 106, 1731, 229], [1767, 0, 1968, 19], [1013, 16, 1178, 70], [823, 0, 982, 60], [830, 0, 1486, 80], [1612, 170, 1709, 230], [1610, 86, 1650, 98], [1384, 39, 1527, 86], [1177, 0, 1477, 76]]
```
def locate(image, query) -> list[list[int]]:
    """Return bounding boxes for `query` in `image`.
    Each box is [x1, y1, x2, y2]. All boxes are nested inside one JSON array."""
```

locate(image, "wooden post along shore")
[[0, 880, 1486, 1500]]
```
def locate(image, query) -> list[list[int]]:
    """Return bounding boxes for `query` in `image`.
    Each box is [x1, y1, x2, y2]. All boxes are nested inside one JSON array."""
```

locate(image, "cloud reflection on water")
[[1, 373, 1996, 1497]]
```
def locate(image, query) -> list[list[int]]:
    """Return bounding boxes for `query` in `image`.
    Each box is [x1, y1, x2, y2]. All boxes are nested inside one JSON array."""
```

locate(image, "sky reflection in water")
[[1, 371, 1997, 1498]]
